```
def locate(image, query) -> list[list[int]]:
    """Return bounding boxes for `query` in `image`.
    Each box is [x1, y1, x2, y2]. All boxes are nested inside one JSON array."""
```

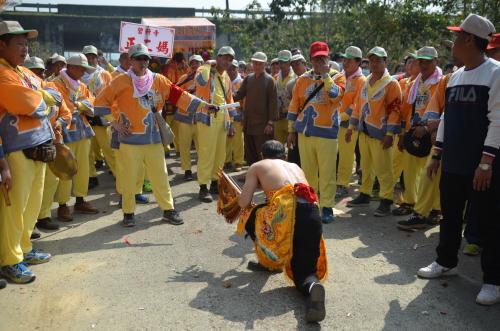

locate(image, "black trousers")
[[437, 162, 500, 285], [244, 134, 272, 166], [246, 202, 323, 294]]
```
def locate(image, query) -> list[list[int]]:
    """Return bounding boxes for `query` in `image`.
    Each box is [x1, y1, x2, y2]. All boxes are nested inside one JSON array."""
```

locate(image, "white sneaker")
[[476, 284, 500, 306], [417, 261, 458, 279]]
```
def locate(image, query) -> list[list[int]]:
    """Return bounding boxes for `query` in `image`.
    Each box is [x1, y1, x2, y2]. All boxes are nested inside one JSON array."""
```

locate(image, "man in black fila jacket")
[[417, 14, 500, 306]]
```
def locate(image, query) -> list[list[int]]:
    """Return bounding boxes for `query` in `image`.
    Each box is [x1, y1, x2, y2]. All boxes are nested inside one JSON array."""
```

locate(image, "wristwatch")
[[478, 163, 491, 171]]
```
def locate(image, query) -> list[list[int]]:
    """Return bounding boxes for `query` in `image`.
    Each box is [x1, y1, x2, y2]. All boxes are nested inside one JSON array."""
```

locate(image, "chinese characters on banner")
[[119, 21, 175, 58]]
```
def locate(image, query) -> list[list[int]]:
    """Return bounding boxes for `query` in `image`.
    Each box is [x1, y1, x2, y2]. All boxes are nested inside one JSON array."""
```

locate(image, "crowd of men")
[[0, 12, 499, 309]]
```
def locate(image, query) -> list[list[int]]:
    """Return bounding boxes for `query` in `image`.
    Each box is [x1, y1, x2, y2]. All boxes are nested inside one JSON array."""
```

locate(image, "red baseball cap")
[[487, 33, 500, 50], [310, 42, 329, 58]]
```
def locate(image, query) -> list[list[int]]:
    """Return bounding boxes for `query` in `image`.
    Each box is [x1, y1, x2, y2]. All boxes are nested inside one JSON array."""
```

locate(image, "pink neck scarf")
[[407, 66, 443, 104], [127, 68, 154, 98], [346, 67, 363, 81], [60, 68, 80, 91]]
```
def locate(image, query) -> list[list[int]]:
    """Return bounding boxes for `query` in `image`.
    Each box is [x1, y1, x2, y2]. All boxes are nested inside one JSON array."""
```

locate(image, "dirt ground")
[[1, 154, 499, 330]]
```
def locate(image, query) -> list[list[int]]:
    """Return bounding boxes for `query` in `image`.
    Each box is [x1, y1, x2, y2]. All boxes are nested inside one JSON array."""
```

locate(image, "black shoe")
[[426, 210, 441, 226], [392, 203, 414, 216], [209, 180, 218, 195], [305, 282, 326, 323], [247, 261, 282, 273], [0, 279, 6, 289], [347, 193, 371, 207], [162, 210, 184, 225], [397, 213, 427, 230], [122, 213, 136, 227], [184, 170, 193, 181], [374, 199, 393, 217], [88, 177, 99, 190], [36, 217, 60, 230], [31, 228, 41, 240], [95, 160, 104, 169], [199, 185, 213, 203]]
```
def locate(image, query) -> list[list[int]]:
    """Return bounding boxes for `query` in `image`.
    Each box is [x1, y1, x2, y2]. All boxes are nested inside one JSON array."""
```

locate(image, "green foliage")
[[215, 0, 498, 69]]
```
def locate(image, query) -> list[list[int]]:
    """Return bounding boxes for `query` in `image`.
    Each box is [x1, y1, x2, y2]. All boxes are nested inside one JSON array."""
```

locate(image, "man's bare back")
[[238, 159, 309, 208]]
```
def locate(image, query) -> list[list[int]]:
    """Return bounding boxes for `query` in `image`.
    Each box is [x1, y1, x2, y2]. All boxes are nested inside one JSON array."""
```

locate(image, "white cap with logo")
[[447, 13, 496, 41]]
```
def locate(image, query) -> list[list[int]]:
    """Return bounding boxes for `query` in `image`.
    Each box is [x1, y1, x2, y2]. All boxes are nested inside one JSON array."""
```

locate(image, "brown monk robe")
[[233, 55, 278, 165]]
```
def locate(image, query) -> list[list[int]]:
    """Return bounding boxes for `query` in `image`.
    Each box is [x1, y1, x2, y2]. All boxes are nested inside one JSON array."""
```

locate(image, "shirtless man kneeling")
[[237, 140, 328, 323]]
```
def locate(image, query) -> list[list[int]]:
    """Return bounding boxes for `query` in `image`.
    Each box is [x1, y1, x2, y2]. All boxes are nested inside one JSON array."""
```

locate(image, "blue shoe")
[[135, 194, 149, 204], [1, 263, 36, 284], [24, 248, 51, 265], [321, 207, 335, 224]]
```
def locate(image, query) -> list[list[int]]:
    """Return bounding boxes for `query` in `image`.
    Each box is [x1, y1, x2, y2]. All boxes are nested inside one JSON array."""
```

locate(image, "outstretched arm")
[[238, 165, 259, 208]]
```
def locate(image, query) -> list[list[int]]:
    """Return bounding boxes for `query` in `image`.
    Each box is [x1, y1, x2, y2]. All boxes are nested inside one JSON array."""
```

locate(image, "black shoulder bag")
[[287, 79, 327, 165], [403, 102, 432, 158]]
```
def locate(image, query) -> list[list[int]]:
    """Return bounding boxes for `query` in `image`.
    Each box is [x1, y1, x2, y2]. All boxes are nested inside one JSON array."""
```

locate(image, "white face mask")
[[362, 68, 370, 76]]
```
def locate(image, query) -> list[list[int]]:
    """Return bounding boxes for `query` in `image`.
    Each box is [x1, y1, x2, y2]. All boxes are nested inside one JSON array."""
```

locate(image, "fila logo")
[[448, 86, 477, 103]]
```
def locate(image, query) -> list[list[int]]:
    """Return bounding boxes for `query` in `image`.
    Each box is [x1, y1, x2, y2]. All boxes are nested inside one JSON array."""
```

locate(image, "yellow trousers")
[[402, 152, 428, 205], [0, 151, 45, 266], [117, 143, 174, 214], [89, 126, 116, 177], [337, 126, 359, 187], [114, 154, 145, 195], [359, 133, 394, 200], [57, 139, 91, 204], [414, 153, 441, 216], [38, 167, 59, 219], [273, 119, 288, 145], [298, 134, 338, 208], [165, 115, 180, 152], [225, 121, 244, 165], [177, 121, 198, 171], [196, 115, 227, 186], [392, 136, 405, 185]]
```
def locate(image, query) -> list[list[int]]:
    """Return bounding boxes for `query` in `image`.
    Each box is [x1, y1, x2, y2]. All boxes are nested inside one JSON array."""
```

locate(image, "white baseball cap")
[[343, 46, 363, 59], [217, 46, 235, 58], [49, 53, 67, 64], [415, 46, 438, 60], [24, 56, 45, 70], [0, 21, 38, 39], [251, 52, 268, 63], [290, 54, 306, 63], [278, 50, 292, 62], [447, 13, 496, 41], [67, 53, 96, 71], [82, 45, 98, 56], [188, 54, 203, 63], [128, 44, 151, 59], [367, 46, 388, 58]]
